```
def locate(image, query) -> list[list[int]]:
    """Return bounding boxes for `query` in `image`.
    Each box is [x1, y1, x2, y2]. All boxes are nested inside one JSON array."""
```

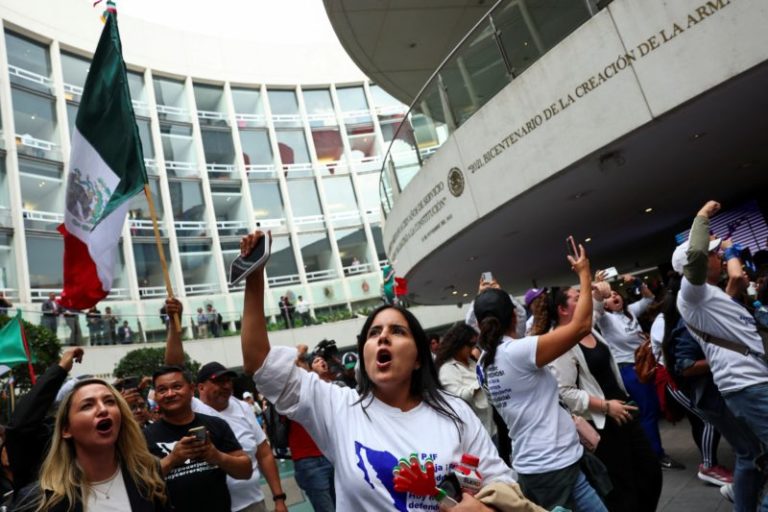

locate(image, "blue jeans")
[[620, 364, 663, 457], [294, 456, 335, 512], [571, 471, 608, 512], [723, 383, 768, 512]]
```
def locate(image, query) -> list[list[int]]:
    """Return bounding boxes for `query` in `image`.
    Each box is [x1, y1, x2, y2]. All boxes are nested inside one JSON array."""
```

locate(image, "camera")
[[313, 339, 339, 361]]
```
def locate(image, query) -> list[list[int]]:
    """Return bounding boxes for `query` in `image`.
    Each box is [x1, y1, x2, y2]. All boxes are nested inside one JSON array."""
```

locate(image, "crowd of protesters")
[[1, 199, 767, 511]]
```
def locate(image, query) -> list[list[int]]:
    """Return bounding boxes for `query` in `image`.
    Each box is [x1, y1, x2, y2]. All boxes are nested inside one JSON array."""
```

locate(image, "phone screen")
[[481, 272, 493, 283]]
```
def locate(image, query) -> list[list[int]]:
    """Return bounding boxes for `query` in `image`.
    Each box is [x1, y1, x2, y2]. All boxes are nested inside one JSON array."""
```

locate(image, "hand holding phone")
[[230, 231, 271, 285], [188, 426, 207, 442], [480, 272, 493, 284], [566, 236, 578, 259]]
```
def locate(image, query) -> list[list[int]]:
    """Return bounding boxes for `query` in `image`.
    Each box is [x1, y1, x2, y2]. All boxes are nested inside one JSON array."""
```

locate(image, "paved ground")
[[261, 419, 736, 511]]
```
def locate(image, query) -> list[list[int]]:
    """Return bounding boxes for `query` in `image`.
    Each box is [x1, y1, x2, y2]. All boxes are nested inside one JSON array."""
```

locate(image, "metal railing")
[[378, 0, 597, 216], [8, 64, 53, 88], [305, 268, 337, 282]]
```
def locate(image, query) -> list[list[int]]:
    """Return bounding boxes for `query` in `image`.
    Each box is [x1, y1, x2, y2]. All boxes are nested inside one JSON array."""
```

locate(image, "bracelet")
[[272, 493, 287, 502], [605, 401, 611, 415], [724, 246, 741, 261]]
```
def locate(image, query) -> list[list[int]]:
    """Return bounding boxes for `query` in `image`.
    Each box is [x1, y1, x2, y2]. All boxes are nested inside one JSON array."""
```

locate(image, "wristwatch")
[[272, 493, 287, 502]]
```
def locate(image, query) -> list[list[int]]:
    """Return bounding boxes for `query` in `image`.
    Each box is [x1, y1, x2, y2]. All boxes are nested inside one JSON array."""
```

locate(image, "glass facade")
[[0, 20, 406, 325]]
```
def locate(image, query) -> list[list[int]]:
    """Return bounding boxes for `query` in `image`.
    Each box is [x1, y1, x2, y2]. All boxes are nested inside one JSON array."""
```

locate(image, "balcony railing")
[[343, 263, 371, 276], [378, 0, 597, 216], [306, 268, 336, 282], [282, 162, 314, 177], [129, 219, 168, 237], [245, 164, 277, 179], [329, 210, 361, 228], [8, 64, 53, 90], [268, 274, 301, 287], [15, 134, 61, 161], [156, 104, 190, 121], [23, 209, 63, 231], [64, 83, 83, 102], [254, 217, 286, 229], [216, 220, 249, 236], [139, 286, 167, 298], [174, 221, 208, 236], [235, 113, 267, 127], [185, 282, 220, 295], [292, 214, 325, 230]]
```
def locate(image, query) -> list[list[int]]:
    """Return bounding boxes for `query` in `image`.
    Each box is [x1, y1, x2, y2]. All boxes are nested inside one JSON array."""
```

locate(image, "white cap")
[[671, 238, 722, 274], [242, 391, 253, 399]]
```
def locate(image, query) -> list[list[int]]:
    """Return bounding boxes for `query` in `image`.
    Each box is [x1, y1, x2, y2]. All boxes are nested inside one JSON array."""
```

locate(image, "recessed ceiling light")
[[462, 293, 468, 297], [467, 255, 478, 262], [451, 290, 458, 295], [584, 237, 592, 243], [644, 207, 653, 213], [691, 132, 706, 140]]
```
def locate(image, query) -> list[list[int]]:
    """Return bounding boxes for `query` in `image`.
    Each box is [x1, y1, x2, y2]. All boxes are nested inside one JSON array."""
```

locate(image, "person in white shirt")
[[674, 200, 768, 510], [548, 286, 662, 512], [238, 231, 528, 512], [474, 243, 608, 511], [435, 322, 495, 438], [464, 274, 526, 339], [295, 295, 311, 326], [592, 274, 682, 469], [162, 299, 288, 512]]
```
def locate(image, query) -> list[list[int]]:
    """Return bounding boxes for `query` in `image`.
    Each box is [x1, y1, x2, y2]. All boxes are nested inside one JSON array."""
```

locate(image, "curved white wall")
[[0, 0, 366, 85], [383, 0, 768, 278]]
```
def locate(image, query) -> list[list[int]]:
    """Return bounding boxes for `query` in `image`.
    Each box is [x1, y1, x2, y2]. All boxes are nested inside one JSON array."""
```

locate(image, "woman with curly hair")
[[13, 379, 168, 512]]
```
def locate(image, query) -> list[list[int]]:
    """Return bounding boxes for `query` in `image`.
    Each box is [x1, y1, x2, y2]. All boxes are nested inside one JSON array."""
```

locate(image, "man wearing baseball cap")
[[675, 200, 768, 509], [163, 299, 288, 512]]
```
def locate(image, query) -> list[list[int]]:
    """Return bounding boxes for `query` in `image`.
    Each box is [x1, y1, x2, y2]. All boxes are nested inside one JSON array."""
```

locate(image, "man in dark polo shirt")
[[144, 366, 252, 511]]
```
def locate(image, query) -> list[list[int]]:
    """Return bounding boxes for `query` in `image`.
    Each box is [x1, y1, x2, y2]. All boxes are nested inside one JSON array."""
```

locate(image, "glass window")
[[323, 176, 357, 213], [336, 227, 370, 268], [275, 130, 310, 165], [65, 102, 78, 140], [133, 240, 172, 289], [346, 121, 377, 159], [239, 129, 273, 166], [27, 236, 64, 289], [136, 118, 154, 159], [200, 127, 235, 165], [12, 88, 58, 143], [356, 172, 381, 212], [303, 89, 335, 116], [370, 225, 387, 261], [287, 180, 322, 218], [5, 32, 51, 78], [159, 121, 195, 166], [153, 77, 186, 108], [311, 127, 343, 164], [0, 232, 17, 290], [336, 86, 368, 112], [249, 181, 284, 220], [370, 85, 403, 110], [178, 241, 217, 290], [0, 158, 9, 213], [60, 52, 90, 89], [267, 235, 298, 278], [267, 89, 299, 116], [231, 87, 263, 115], [193, 83, 223, 112], [128, 178, 163, 221], [220, 240, 240, 274], [380, 114, 416, 149], [168, 180, 205, 222], [19, 158, 63, 227], [298, 232, 335, 274], [127, 71, 146, 102]]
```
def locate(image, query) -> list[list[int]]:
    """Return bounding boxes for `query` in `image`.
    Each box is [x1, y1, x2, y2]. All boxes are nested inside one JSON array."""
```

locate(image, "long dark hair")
[[531, 287, 570, 335], [475, 290, 515, 370], [355, 304, 464, 434], [434, 322, 476, 369]]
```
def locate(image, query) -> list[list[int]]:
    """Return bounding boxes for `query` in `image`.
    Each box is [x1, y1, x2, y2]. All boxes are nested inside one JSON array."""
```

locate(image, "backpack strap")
[[686, 323, 767, 362]]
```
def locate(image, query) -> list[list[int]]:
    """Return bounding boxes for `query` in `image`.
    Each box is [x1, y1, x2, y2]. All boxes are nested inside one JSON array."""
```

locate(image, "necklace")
[[90, 467, 120, 501]]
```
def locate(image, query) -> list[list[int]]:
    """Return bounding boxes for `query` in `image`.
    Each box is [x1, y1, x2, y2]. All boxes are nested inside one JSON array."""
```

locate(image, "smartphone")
[[480, 271, 493, 283], [566, 236, 578, 258], [626, 400, 640, 420], [229, 234, 271, 286], [188, 426, 207, 442], [438, 472, 462, 502], [602, 267, 619, 280]]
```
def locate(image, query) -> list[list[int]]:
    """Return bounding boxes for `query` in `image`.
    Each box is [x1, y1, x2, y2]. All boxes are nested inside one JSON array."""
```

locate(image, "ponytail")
[[478, 316, 504, 370], [530, 292, 552, 336]]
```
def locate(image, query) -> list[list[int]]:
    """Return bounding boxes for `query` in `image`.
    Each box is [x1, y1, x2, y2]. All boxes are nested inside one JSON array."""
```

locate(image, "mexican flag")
[[58, 11, 147, 310]]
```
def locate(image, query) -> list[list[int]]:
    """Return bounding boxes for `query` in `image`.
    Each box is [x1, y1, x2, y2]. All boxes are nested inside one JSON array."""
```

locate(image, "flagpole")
[[9, 372, 14, 413], [143, 184, 181, 332]]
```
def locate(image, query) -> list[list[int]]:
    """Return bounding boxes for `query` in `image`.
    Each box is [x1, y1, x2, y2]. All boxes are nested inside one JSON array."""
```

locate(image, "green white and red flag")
[[58, 10, 147, 310]]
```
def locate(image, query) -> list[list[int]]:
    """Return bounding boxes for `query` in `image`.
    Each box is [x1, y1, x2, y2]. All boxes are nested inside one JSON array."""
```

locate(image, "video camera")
[[313, 339, 339, 361]]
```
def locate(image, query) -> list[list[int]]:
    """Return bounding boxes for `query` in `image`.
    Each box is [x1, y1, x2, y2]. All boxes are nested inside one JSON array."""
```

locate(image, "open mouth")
[[96, 418, 113, 433], [376, 349, 392, 369]]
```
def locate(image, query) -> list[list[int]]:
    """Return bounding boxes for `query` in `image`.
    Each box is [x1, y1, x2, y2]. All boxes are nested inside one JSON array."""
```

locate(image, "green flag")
[[0, 311, 32, 366]]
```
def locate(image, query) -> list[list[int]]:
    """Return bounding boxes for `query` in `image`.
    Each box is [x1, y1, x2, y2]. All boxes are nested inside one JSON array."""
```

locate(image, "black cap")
[[473, 288, 515, 324], [197, 362, 237, 383]]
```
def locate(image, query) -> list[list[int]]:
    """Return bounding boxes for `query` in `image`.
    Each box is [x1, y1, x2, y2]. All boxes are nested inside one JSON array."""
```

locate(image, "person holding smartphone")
[[546, 287, 662, 512], [474, 241, 608, 511], [143, 364, 251, 511]]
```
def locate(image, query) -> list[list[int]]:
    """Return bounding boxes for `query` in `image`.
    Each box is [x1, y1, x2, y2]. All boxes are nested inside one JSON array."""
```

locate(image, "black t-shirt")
[[144, 413, 242, 512], [579, 341, 629, 401]]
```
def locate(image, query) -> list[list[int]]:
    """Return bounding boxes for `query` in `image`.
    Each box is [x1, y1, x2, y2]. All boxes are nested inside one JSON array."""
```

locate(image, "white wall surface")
[[384, 0, 768, 276]]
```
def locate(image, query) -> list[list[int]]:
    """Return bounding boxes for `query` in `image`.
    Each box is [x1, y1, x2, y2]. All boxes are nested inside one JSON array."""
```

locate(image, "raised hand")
[[697, 200, 720, 218]]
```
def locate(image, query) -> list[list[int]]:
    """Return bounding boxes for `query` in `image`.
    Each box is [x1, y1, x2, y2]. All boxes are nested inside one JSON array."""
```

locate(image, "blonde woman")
[[13, 379, 168, 512]]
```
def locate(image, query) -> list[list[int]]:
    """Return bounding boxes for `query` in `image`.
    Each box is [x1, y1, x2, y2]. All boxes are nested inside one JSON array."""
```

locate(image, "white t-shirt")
[[254, 346, 514, 512], [478, 336, 582, 475], [677, 278, 768, 393], [85, 466, 130, 512], [594, 297, 652, 364], [192, 396, 266, 510], [649, 314, 665, 366]]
